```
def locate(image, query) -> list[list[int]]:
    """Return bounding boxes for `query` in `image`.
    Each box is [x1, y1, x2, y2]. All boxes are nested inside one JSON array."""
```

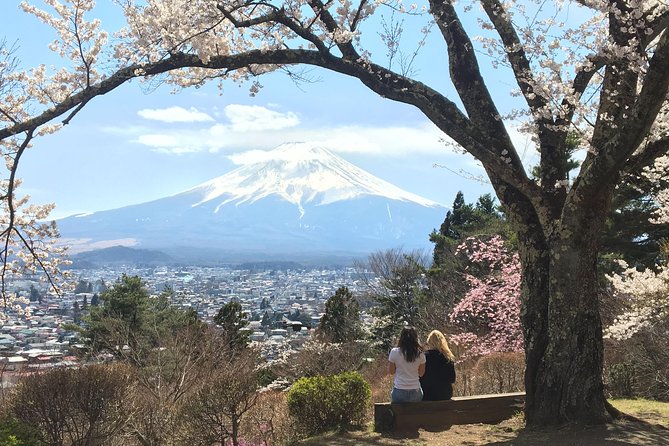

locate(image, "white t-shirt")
[[388, 347, 426, 390]]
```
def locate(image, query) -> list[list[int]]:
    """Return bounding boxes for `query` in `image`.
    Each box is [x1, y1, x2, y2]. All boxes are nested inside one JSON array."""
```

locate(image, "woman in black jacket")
[[420, 330, 456, 400]]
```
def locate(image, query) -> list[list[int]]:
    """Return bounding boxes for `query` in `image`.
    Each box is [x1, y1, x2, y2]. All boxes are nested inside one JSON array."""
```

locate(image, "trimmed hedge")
[[286, 371, 371, 435]]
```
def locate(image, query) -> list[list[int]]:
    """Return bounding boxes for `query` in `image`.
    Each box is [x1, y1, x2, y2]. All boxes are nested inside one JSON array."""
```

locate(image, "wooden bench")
[[374, 392, 525, 432]]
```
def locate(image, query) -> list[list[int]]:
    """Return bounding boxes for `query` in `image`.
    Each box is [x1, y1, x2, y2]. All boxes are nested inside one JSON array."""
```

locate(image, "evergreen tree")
[[84, 275, 200, 361], [600, 172, 669, 270], [259, 297, 270, 310], [317, 287, 362, 343], [260, 311, 271, 328], [214, 301, 250, 350], [74, 280, 91, 294], [430, 192, 511, 270], [28, 285, 41, 303], [72, 301, 81, 324], [90, 293, 99, 307], [94, 279, 107, 293]]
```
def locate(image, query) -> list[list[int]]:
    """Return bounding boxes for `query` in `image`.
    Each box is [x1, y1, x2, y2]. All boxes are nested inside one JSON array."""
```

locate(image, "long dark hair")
[[397, 326, 421, 362]]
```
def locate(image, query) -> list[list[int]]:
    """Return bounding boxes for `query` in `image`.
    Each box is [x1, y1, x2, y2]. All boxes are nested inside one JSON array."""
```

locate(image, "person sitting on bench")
[[420, 330, 456, 401], [388, 326, 426, 403]]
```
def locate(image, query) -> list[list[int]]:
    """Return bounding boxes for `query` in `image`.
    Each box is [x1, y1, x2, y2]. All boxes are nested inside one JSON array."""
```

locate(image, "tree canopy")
[[316, 286, 362, 343], [84, 274, 200, 362]]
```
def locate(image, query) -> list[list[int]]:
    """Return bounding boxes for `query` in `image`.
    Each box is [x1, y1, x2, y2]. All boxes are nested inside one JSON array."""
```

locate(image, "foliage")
[[431, 192, 511, 248], [449, 236, 523, 357], [356, 249, 429, 341], [452, 352, 526, 397], [316, 286, 362, 343], [287, 372, 370, 436], [428, 192, 514, 328], [0, 418, 42, 446], [214, 301, 251, 350], [600, 156, 669, 271], [9, 363, 133, 446], [469, 353, 525, 395], [604, 156, 669, 401], [604, 261, 669, 340], [83, 274, 200, 362], [605, 157, 669, 340]]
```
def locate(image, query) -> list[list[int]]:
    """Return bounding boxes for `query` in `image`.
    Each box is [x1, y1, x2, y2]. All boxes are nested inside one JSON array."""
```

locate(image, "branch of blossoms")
[[216, 1, 331, 54], [479, 0, 549, 116]]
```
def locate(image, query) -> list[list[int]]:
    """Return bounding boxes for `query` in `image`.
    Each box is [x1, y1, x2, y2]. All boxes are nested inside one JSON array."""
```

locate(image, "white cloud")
[[136, 134, 179, 147], [224, 104, 300, 132], [227, 149, 279, 165], [129, 102, 468, 159], [132, 119, 459, 157], [154, 147, 201, 154], [138, 106, 214, 123]]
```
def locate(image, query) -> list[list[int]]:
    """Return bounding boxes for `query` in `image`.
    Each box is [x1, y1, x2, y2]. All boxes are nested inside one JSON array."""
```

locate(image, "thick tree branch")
[[428, 0, 522, 166], [426, 0, 554, 220], [307, 0, 360, 59], [478, 0, 571, 205], [575, 30, 669, 202], [624, 136, 669, 177]]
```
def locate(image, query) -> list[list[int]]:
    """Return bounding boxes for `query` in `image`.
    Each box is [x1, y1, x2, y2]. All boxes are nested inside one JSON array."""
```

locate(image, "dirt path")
[[299, 412, 669, 445]]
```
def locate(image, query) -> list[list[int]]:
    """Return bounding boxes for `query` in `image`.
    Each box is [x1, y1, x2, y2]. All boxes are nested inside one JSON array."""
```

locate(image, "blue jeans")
[[391, 387, 423, 403]]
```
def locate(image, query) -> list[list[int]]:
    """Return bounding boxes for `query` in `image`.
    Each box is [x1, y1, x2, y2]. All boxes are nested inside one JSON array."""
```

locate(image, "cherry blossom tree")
[[1, 0, 669, 425], [606, 155, 669, 341], [449, 236, 523, 358]]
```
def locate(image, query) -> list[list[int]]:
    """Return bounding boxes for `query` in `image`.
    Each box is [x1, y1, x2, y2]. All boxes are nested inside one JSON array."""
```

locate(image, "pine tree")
[[214, 301, 250, 350], [29, 285, 41, 303], [317, 287, 362, 343]]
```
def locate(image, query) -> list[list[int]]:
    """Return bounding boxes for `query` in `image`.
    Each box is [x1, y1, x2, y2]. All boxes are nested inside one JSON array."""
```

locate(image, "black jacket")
[[420, 349, 456, 401]]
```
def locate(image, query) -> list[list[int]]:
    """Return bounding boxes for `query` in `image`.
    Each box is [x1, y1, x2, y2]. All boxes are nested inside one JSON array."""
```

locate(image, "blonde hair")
[[425, 330, 455, 361]]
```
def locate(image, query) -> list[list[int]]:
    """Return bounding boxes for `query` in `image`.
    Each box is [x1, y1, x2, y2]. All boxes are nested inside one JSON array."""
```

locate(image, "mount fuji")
[[57, 143, 448, 262]]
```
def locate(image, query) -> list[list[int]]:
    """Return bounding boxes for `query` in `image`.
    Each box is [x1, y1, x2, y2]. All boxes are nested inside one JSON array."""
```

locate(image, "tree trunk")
[[519, 203, 611, 425]]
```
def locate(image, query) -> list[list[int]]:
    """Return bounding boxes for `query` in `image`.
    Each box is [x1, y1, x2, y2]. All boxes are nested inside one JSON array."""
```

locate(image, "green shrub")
[[286, 371, 371, 436], [0, 417, 42, 446]]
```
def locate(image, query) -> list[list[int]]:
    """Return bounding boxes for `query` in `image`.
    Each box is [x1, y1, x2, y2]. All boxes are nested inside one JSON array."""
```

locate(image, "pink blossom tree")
[[2, 0, 669, 425], [449, 236, 523, 358]]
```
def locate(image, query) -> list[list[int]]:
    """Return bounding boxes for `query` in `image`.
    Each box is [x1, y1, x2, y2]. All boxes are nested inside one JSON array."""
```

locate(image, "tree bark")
[[517, 192, 614, 425]]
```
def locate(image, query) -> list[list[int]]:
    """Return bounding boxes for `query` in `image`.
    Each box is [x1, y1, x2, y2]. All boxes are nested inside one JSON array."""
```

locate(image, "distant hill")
[[70, 246, 173, 267], [57, 142, 447, 262]]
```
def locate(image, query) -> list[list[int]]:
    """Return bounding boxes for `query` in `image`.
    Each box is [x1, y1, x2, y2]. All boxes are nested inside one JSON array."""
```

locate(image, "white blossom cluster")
[[605, 260, 669, 340], [605, 154, 669, 340]]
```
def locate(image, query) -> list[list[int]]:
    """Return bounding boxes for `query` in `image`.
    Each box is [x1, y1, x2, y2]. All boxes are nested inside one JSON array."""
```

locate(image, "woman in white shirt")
[[388, 326, 426, 403]]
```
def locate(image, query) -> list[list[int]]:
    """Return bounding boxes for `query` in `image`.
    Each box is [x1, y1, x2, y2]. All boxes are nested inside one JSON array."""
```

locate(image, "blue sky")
[[3, 1, 540, 219]]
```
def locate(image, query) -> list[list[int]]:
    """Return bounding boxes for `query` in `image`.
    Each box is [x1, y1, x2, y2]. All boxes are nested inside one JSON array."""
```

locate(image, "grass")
[[610, 398, 669, 426]]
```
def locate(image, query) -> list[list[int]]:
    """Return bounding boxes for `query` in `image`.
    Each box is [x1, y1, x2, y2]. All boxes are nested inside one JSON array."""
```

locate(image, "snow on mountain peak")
[[185, 142, 438, 209]]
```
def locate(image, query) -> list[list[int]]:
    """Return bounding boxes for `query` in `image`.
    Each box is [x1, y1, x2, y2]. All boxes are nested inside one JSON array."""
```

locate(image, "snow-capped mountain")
[[57, 142, 447, 262]]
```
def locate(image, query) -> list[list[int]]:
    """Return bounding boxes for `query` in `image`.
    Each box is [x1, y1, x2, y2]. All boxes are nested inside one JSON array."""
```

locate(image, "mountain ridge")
[[57, 142, 447, 262]]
